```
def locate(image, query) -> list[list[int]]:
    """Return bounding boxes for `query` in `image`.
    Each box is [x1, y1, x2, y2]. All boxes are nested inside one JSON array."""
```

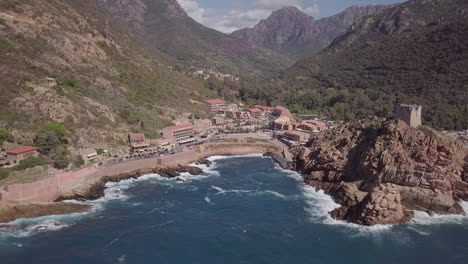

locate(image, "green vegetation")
[[240, 1, 468, 130], [0, 129, 14, 147], [0, 168, 12, 181], [73, 155, 85, 168], [34, 124, 71, 169], [15, 156, 50, 171]]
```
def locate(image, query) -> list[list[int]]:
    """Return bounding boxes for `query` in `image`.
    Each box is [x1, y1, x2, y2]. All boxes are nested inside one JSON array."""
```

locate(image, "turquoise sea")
[[1, 155, 467, 264]]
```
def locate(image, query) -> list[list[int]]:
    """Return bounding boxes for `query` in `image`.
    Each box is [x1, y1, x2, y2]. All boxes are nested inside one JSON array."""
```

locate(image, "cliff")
[[292, 119, 468, 225], [231, 5, 389, 57]]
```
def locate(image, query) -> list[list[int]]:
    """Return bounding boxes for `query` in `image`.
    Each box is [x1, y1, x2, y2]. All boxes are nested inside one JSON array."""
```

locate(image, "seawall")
[[0, 142, 280, 204]]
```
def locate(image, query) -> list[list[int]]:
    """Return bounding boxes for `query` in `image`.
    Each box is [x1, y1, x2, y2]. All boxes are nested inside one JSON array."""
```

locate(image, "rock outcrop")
[[292, 119, 468, 225], [0, 202, 90, 224]]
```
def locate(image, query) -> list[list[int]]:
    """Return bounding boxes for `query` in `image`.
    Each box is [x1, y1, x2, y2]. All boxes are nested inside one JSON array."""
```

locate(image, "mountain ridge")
[[231, 4, 390, 57]]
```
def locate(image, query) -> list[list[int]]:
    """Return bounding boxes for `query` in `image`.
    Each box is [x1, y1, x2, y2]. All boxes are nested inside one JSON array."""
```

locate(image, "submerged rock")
[[293, 119, 468, 225]]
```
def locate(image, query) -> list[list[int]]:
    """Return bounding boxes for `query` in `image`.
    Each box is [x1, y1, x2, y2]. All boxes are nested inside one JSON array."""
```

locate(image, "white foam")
[[0, 212, 88, 239], [207, 154, 266, 162], [301, 184, 393, 233], [204, 195, 215, 205], [210, 186, 290, 200]]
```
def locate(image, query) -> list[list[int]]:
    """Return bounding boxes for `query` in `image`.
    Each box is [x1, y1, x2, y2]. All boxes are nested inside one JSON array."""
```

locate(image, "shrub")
[[15, 156, 51, 171], [74, 155, 85, 168], [0, 129, 14, 147], [0, 168, 12, 181], [54, 150, 70, 169], [35, 124, 71, 154]]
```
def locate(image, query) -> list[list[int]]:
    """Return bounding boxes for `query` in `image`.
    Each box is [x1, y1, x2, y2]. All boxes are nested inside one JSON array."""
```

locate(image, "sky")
[[178, 0, 405, 33]]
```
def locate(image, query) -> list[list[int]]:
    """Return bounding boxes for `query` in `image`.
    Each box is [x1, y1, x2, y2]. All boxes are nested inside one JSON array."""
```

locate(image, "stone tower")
[[395, 104, 422, 128]]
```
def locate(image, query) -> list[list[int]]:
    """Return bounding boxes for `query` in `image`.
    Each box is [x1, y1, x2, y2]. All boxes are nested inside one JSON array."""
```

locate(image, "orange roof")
[[6, 146, 39, 155], [165, 124, 194, 132], [275, 106, 290, 112], [248, 108, 262, 113], [206, 99, 225, 104]]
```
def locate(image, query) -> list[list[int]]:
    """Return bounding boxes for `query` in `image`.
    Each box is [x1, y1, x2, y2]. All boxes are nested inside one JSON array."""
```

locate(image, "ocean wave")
[[204, 195, 215, 205], [207, 154, 266, 162], [0, 212, 88, 239], [411, 202, 468, 226], [301, 184, 393, 233], [210, 186, 291, 200], [272, 163, 303, 181]]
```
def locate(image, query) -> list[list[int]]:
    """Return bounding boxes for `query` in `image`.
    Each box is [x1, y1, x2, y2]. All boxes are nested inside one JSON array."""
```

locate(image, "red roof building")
[[273, 106, 291, 117], [205, 99, 226, 114], [6, 146, 40, 165], [162, 124, 197, 145], [255, 105, 273, 112], [248, 108, 263, 118]]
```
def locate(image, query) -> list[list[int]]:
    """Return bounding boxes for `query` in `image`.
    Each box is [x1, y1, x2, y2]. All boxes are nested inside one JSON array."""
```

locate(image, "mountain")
[[0, 0, 296, 149], [231, 5, 389, 57], [97, 0, 294, 77], [240, 0, 468, 130], [0, 0, 210, 147]]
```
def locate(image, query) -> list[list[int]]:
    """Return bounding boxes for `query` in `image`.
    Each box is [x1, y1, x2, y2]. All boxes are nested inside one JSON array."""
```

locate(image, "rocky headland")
[[292, 119, 468, 226]]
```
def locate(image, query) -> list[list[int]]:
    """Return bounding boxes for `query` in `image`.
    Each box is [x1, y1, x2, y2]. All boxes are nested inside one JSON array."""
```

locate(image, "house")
[[235, 111, 252, 120], [193, 119, 213, 134], [297, 120, 328, 133], [273, 106, 290, 117], [226, 103, 238, 113], [284, 130, 310, 143], [205, 99, 226, 114], [78, 148, 99, 163], [248, 108, 263, 118], [274, 116, 297, 131], [6, 146, 40, 166], [128, 133, 150, 154], [151, 138, 174, 152], [44, 77, 57, 87], [162, 124, 197, 146], [255, 105, 273, 113], [212, 116, 226, 126]]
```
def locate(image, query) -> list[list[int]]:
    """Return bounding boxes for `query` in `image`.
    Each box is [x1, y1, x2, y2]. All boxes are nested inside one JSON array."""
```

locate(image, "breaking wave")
[[210, 185, 291, 200], [0, 212, 89, 239]]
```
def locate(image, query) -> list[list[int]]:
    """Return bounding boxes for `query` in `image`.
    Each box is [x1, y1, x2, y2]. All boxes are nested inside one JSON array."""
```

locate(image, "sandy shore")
[[0, 142, 281, 223]]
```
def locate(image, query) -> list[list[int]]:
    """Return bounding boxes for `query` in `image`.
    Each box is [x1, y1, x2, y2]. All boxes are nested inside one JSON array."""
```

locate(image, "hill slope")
[[242, 0, 468, 130], [0, 0, 208, 146], [97, 0, 294, 77], [231, 5, 389, 58]]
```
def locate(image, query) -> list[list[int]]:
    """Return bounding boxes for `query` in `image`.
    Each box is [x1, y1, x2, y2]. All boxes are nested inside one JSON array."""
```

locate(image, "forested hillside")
[[239, 0, 468, 130]]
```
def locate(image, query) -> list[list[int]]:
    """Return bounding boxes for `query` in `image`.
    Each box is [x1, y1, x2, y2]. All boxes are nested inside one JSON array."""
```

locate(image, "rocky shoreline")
[[0, 142, 279, 224], [56, 164, 206, 202], [292, 119, 468, 226]]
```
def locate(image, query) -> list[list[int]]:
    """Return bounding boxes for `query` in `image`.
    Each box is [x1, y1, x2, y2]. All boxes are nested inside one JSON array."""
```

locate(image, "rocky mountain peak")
[[231, 4, 389, 57]]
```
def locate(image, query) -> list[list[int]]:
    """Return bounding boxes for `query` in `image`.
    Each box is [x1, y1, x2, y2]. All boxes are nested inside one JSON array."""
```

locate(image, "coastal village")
[[0, 92, 332, 171], [1, 91, 467, 227], [1, 92, 467, 177]]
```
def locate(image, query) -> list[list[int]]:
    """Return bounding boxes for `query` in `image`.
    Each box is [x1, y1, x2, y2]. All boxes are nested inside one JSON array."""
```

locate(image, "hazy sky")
[[178, 0, 405, 33]]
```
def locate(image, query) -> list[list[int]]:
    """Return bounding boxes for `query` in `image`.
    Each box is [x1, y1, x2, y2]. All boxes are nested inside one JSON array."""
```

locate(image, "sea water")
[[1, 155, 467, 264]]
